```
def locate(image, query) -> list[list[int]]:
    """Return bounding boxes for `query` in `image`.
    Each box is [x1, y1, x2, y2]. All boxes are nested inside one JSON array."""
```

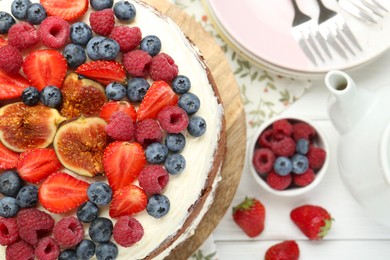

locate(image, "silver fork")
[[338, 0, 388, 24]]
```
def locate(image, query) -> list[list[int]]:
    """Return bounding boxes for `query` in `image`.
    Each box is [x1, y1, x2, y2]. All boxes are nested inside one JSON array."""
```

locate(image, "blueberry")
[[187, 116, 207, 137], [87, 182, 112, 206], [0, 170, 24, 197], [140, 35, 161, 56], [11, 0, 31, 20], [172, 75, 191, 94], [0, 197, 20, 218], [59, 249, 77, 260], [127, 78, 150, 102], [40, 85, 62, 108], [21, 86, 40, 106], [165, 154, 186, 175], [178, 93, 201, 115], [77, 201, 99, 223], [145, 142, 169, 164], [113, 0, 136, 21], [273, 156, 292, 176], [63, 44, 87, 69], [296, 138, 309, 155], [96, 241, 118, 260], [16, 185, 38, 208], [98, 38, 120, 60], [26, 3, 47, 25], [70, 22, 93, 46], [291, 154, 309, 174], [165, 133, 186, 153], [147, 194, 170, 218], [0, 12, 16, 34], [86, 36, 106, 61], [106, 82, 127, 101], [89, 217, 113, 243], [76, 239, 96, 260], [90, 0, 114, 10]]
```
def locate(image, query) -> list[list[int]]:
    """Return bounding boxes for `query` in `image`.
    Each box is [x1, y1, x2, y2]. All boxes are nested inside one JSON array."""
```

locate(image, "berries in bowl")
[[249, 116, 329, 196]]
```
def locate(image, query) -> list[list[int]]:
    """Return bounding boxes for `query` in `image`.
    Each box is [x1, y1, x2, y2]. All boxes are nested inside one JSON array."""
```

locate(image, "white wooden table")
[[212, 50, 390, 259]]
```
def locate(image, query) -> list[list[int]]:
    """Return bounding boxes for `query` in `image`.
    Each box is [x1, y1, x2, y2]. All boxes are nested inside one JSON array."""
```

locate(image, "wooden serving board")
[[144, 0, 247, 258]]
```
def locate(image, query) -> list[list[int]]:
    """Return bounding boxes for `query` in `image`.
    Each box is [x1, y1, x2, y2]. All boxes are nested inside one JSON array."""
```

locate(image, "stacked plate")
[[202, 0, 390, 79]]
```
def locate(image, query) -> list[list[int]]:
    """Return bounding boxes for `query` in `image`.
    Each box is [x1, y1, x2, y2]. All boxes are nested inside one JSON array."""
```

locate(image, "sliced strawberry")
[[109, 185, 147, 218], [0, 36, 7, 47], [103, 141, 146, 192], [0, 142, 19, 170], [75, 60, 126, 86], [0, 70, 30, 100], [22, 49, 68, 91], [40, 0, 89, 21], [100, 101, 137, 123], [38, 172, 89, 213], [17, 148, 63, 184], [137, 81, 178, 122]]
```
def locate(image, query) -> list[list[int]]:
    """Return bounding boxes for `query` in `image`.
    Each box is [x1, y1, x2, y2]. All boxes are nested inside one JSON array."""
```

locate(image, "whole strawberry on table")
[[232, 197, 266, 238]]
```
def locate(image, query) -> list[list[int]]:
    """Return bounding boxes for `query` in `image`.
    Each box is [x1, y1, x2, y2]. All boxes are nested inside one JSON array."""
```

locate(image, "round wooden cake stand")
[[144, 0, 247, 258]]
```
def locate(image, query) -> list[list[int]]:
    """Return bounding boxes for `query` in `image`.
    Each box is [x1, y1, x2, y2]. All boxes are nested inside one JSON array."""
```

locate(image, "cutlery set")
[[290, 0, 388, 65]]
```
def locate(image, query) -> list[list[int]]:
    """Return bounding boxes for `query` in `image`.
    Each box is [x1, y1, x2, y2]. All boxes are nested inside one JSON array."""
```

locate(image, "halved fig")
[[60, 73, 107, 120], [53, 116, 109, 177], [0, 102, 66, 152]]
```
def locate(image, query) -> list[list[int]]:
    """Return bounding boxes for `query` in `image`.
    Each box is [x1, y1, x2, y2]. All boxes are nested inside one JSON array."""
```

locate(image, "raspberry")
[[0, 45, 23, 74], [293, 168, 316, 187], [307, 146, 326, 170], [89, 9, 115, 36], [138, 165, 169, 195], [149, 53, 178, 82], [135, 119, 163, 146], [252, 148, 275, 175], [105, 111, 135, 141], [7, 22, 40, 50], [113, 216, 144, 247], [53, 217, 84, 248], [266, 171, 292, 190], [0, 217, 19, 246], [122, 50, 152, 78], [272, 119, 293, 138], [109, 26, 142, 52], [157, 106, 189, 133], [5, 240, 34, 260], [39, 16, 70, 49], [35, 237, 60, 260], [292, 122, 316, 141], [257, 129, 273, 149], [17, 208, 54, 246], [272, 136, 296, 157]]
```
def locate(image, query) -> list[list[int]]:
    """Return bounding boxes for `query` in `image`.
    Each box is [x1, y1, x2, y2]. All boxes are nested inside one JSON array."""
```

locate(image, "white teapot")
[[325, 70, 390, 227]]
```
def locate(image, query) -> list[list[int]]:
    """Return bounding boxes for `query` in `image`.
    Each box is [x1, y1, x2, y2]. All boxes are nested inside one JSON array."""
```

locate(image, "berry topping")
[[40, 0, 88, 22], [26, 3, 47, 25], [39, 16, 70, 49], [7, 22, 39, 51], [0, 12, 15, 34], [266, 171, 292, 190], [38, 172, 89, 214], [293, 168, 316, 187], [157, 106, 189, 133], [122, 50, 152, 78], [272, 119, 293, 138], [273, 156, 292, 176], [0, 70, 30, 100], [292, 122, 316, 141], [232, 197, 265, 238], [21, 86, 40, 106], [138, 165, 169, 195], [59, 249, 77, 260], [114, 0, 137, 21], [5, 240, 34, 260], [77, 201, 99, 223], [113, 216, 143, 247], [135, 119, 163, 146], [0, 45, 23, 74], [17, 148, 62, 184], [109, 185, 148, 218], [98, 38, 120, 61], [89, 217, 113, 243], [0, 142, 19, 170], [307, 146, 326, 170], [11, 0, 31, 20], [87, 182, 113, 206], [146, 194, 170, 219], [172, 75, 191, 94], [106, 82, 127, 101], [16, 208, 54, 246], [165, 153, 186, 175], [91, 0, 114, 11], [296, 138, 309, 154], [15, 185, 38, 208], [96, 242, 119, 260], [35, 236, 60, 260], [291, 154, 309, 174], [187, 115, 207, 137], [75, 60, 126, 86], [178, 93, 201, 115], [63, 43, 87, 69], [145, 142, 169, 164], [165, 133, 186, 153], [265, 240, 300, 260], [271, 136, 296, 157], [53, 217, 84, 248], [252, 148, 275, 175], [103, 142, 146, 192], [149, 53, 179, 82], [75, 239, 96, 260], [0, 197, 19, 218], [0, 217, 19, 246], [0, 170, 23, 197], [127, 77, 150, 102], [86, 36, 105, 60], [110, 26, 142, 52], [40, 85, 63, 108], [105, 111, 135, 141], [90, 8, 115, 36], [140, 35, 161, 56], [70, 22, 93, 46], [99, 101, 137, 123]]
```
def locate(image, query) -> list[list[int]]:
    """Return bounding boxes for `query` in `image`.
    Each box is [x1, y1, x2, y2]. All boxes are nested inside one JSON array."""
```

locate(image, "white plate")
[[204, 0, 390, 78]]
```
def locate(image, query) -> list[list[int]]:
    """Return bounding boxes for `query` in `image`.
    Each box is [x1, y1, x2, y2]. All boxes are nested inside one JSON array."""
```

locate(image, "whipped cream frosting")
[[0, 1, 224, 259]]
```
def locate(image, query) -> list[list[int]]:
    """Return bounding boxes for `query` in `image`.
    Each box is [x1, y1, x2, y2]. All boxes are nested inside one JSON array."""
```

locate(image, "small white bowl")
[[248, 116, 330, 197]]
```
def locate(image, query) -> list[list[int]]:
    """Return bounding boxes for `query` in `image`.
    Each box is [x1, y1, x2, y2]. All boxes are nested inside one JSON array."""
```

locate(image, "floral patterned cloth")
[[166, 0, 312, 259]]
